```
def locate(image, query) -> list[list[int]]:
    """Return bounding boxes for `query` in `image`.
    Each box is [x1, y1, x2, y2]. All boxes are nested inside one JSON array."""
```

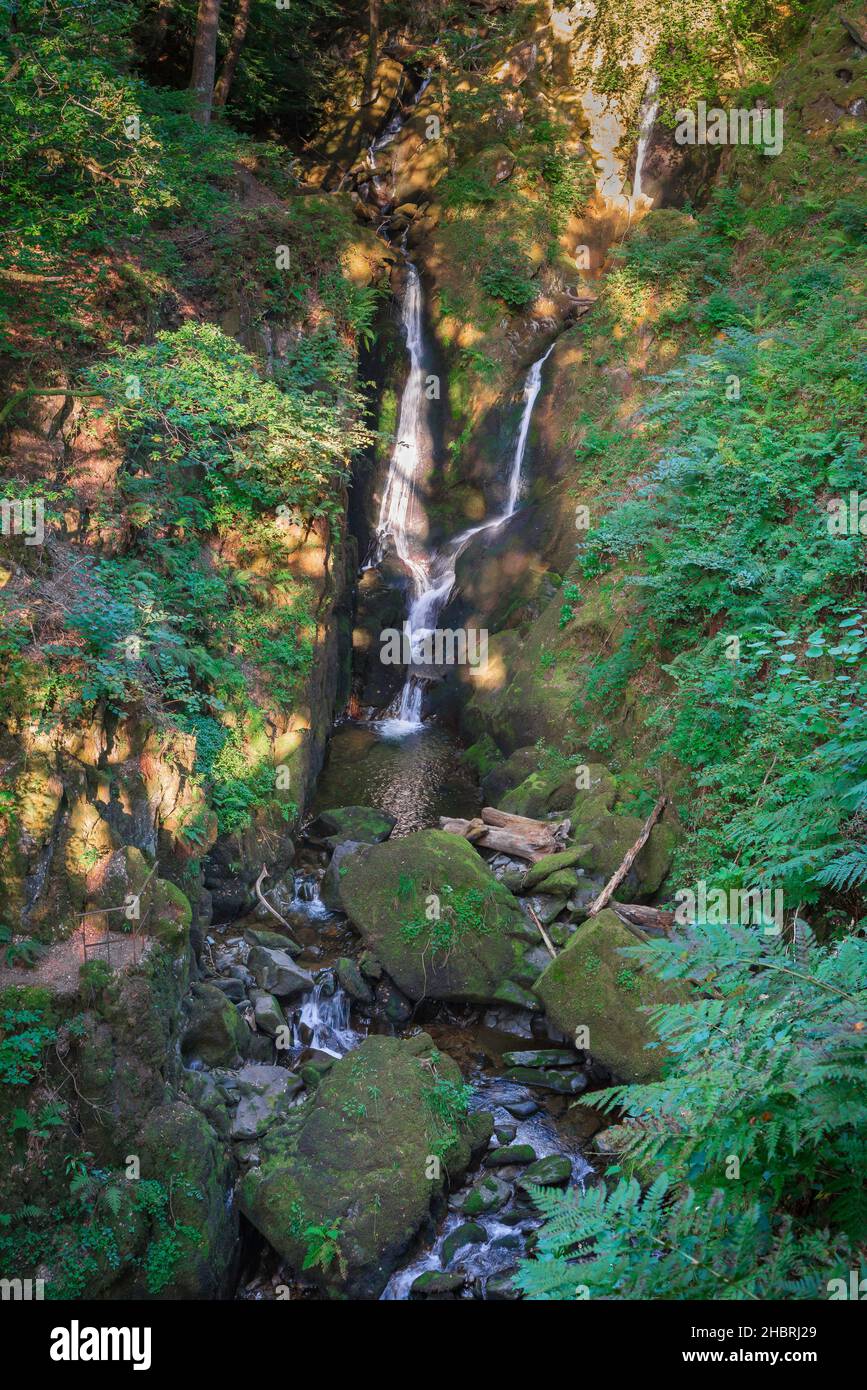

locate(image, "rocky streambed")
[[175, 716, 678, 1300]]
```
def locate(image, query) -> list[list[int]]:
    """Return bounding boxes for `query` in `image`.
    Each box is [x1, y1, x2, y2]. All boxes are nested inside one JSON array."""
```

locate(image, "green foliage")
[[0, 1004, 57, 1086], [302, 1219, 347, 1279], [399, 883, 492, 955], [481, 254, 538, 311], [519, 923, 866, 1298], [517, 1177, 850, 1300]]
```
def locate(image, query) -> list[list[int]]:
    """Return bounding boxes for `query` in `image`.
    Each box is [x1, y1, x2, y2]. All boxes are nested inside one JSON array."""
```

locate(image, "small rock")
[[462, 1174, 512, 1216], [503, 1099, 538, 1119], [251, 990, 285, 1037], [410, 1269, 465, 1299], [484, 1143, 536, 1167], [505, 1066, 588, 1095], [517, 1154, 572, 1190], [335, 956, 373, 1005], [441, 1221, 486, 1267], [501, 1049, 580, 1069], [213, 977, 246, 1004], [247, 945, 313, 999], [486, 1269, 521, 1300], [494, 1124, 517, 1144], [244, 926, 302, 956]]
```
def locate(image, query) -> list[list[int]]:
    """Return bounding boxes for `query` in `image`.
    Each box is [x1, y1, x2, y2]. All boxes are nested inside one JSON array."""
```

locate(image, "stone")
[[213, 977, 246, 1004], [320, 840, 371, 911], [521, 845, 593, 891], [517, 1154, 572, 1190], [230, 1064, 303, 1140], [247, 945, 313, 999], [484, 1143, 536, 1167], [533, 909, 687, 1081], [244, 926, 303, 957], [251, 990, 285, 1037], [441, 1221, 486, 1267], [308, 805, 396, 849], [462, 1174, 512, 1216], [410, 1269, 466, 1298], [335, 955, 374, 1005], [240, 1034, 482, 1298], [504, 1066, 588, 1095], [340, 829, 535, 1004], [501, 1048, 580, 1069], [181, 982, 249, 1068]]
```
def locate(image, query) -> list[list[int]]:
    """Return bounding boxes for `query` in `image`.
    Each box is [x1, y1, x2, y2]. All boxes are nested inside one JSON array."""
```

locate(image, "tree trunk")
[[361, 0, 381, 108], [213, 0, 251, 110], [189, 0, 222, 125]]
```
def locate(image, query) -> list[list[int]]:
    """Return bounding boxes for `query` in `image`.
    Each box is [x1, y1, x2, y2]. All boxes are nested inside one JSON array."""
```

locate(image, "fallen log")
[[610, 900, 675, 939], [586, 794, 668, 918], [438, 807, 569, 862]]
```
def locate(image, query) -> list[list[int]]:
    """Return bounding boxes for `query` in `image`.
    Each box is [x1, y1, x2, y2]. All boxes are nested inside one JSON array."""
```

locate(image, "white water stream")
[[375, 281, 555, 732], [632, 70, 659, 206]]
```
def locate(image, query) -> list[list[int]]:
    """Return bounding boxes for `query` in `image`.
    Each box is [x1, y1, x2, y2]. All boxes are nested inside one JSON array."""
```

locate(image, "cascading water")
[[289, 977, 359, 1059], [632, 70, 659, 206], [375, 325, 555, 731]]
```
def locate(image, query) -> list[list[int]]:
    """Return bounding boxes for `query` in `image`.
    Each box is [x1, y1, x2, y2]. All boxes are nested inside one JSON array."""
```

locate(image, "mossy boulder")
[[138, 1101, 238, 1297], [522, 844, 593, 891], [339, 829, 536, 1004], [240, 1033, 486, 1298], [309, 805, 396, 849], [533, 910, 684, 1082], [181, 982, 249, 1068]]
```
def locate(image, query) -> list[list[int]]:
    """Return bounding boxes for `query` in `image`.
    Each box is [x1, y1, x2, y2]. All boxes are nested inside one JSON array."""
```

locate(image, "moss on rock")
[[339, 829, 534, 1003], [533, 909, 685, 1082]]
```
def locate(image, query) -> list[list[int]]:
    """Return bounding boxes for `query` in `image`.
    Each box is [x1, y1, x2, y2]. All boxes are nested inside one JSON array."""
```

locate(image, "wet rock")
[[181, 982, 249, 1068], [484, 1143, 536, 1167], [247, 945, 313, 1000], [503, 1099, 538, 1119], [250, 990, 285, 1037], [502, 1048, 580, 1069], [494, 1124, 517, 1143], [335, 955, 374, 1005], [441, 1221, 486, 1267], [485, 1269, 521, 1300], [243, 926, 303, 956], [254, 870, 295, 920], [410, 1269, 466, 1299], [462, 1173, 512, 1216], [518, 1154, 572, 1190], [505, 1066, 588, 1095]]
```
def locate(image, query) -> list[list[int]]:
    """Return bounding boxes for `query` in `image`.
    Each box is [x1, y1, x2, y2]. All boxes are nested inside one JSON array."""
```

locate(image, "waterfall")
[[632, 70, 659, 206], [289, 977, 359, 1058], [375, 316, 555, 731]]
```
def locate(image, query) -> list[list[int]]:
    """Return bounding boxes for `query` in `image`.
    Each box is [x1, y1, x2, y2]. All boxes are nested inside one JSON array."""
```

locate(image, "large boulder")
[[533, 910, 684, 1082], [240, 1033, 490, 1297], [338, 829, 538, 1004], [181, 982, 249, 1068]]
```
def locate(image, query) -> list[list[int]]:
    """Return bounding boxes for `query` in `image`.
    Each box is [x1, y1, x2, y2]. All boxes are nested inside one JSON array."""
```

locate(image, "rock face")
[[240, 1033, 490, 1298], [533, 910, 683, 1082], [338, 829, 538, 1004]]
